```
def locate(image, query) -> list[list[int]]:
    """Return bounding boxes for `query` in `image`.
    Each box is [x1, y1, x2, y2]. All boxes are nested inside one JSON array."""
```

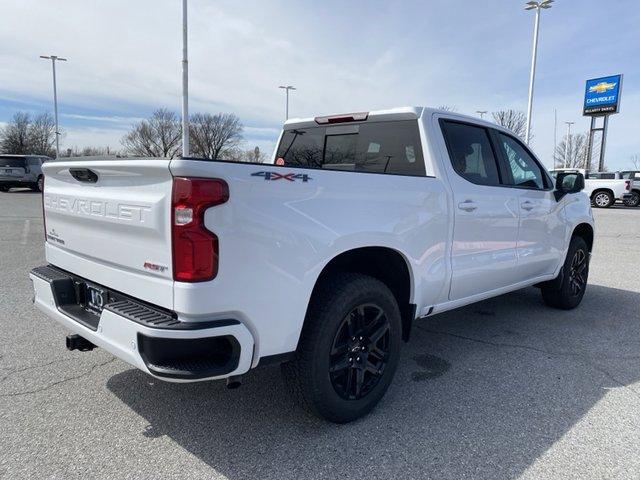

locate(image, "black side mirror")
[[554, 172, 585, 201]]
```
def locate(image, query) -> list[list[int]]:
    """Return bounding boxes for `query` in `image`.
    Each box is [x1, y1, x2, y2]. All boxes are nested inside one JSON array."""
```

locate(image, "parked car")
[[620, 171, 640, 207], [30, 107, 594, 422], [0, 154, 50, 192], [549, 168, 633, 208]]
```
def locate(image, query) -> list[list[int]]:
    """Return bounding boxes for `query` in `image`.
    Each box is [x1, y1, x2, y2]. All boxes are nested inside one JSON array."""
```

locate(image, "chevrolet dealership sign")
[[583, 74, 623, 116]]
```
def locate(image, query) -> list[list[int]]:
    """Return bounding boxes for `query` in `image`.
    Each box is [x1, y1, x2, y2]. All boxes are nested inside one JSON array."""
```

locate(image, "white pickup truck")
[[30, 107, 594, 422], [549, 168, 634, 208]]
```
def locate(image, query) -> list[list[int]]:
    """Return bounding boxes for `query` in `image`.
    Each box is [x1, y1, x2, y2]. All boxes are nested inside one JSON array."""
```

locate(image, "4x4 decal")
[[251, 171, 312, 182]]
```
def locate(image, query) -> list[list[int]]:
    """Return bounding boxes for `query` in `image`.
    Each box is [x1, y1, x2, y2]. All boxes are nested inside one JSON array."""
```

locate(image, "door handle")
[[458, 200, 477, 212], [521, 201, 534, 211]]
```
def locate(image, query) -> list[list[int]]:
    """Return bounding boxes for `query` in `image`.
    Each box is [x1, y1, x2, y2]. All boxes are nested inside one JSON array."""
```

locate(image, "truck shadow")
[[106, 284, 640, 479]]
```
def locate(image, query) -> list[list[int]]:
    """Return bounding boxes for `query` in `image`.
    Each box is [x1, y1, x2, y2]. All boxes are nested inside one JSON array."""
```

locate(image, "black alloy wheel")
[[568, 248, 587, 297], [329, 304, 390, 400]]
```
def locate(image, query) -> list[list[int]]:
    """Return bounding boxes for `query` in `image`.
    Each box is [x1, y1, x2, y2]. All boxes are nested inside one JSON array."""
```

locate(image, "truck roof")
[[283, 106, 503, 131]]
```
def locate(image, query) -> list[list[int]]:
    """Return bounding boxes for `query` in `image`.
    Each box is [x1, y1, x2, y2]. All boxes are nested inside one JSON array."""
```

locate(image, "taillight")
[[171, 177, 229, 282], [625, 180, 631, 191], [42, 176, 47, 242]]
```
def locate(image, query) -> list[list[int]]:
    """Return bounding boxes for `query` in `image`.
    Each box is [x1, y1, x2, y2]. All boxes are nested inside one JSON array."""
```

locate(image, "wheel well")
[[310, 247, 415, 342], [572, 223, 594, 253], [590, 188, 613, 198]]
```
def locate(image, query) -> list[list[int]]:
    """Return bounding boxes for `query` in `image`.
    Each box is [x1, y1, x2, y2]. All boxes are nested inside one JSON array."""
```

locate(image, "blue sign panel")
[[583, 74, 623, 116]]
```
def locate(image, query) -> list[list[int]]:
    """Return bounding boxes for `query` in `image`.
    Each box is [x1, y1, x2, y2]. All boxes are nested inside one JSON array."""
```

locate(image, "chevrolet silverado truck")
[[620, 171, 640, 207], [550, 168, 633, 208], [30, 107, 594, 423]]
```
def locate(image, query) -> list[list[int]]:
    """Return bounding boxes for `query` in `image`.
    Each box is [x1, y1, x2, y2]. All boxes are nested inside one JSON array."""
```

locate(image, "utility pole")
[[553, 108, 557, 169], [39, 55, 67, 158], [564, 121, 574, 167], [181, 0, 189, 157], [524, 0, 554, 145], [279, 85, 296, 120], [476, 110, 488, 119]]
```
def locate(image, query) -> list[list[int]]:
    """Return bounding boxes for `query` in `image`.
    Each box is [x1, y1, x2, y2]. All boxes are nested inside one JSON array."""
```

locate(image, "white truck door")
[[494, 132, 566, 279], [439, 119, 520, 300]]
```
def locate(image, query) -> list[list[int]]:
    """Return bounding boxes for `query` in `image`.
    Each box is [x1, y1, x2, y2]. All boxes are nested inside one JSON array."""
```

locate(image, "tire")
[[0, 186, 9, 192], [623, 191, 640, 208], [33, 176, 44, 192], [282, 273, 402, 423], [541, 236, 589, 310], [591, 190, 614, 208]]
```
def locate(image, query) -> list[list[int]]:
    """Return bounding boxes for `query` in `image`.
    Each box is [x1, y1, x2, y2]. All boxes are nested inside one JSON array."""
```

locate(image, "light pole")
[[524, 0, 553, 145], [39, 55, 67, 158], [279, 85, 296, 120], [476, 110, 488, 119], [564, 121, 574, 167], [181, 0, 189, 157], [553, 108, 557, 168]]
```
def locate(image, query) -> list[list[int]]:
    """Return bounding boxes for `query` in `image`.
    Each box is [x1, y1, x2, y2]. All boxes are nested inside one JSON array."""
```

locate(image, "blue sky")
[[1, 0, 638, 169]]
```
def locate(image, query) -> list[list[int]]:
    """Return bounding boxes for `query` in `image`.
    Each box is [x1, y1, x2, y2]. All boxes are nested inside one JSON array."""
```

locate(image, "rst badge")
[[251, 171, 312, 182]]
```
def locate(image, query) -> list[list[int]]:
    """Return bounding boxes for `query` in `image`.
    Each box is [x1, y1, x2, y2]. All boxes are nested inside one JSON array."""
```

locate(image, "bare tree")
[[492, 109, 527, 140], [437, 105, 458, 112], [245, 146, 267, 163], [121, 109, 182, 158], [555, 132, 590, 169], [0, 112, 31, 154], [0, 112, 56, 156], [189, 113, 243, 159], [28, 113, 56, 156], [631, 154, 639, 170], [59, 146, 119, 157], [230, 146, 267, 163]]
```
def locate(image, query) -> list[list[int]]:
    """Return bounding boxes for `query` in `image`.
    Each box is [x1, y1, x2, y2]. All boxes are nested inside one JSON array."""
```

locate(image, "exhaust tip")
[[226, 375, 242, 389]]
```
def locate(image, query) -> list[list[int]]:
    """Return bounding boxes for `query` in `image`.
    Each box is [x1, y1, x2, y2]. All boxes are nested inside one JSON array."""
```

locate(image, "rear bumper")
[[0, 178, 36, 187], [29, 265, 255, 382]]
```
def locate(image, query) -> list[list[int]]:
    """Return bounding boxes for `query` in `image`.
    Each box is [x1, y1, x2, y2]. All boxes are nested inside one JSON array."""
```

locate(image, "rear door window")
[[440, 121, 501, 186], [0, 157, 26, 168], [590, 172, 616, 180], [275, 120, 425, 176]]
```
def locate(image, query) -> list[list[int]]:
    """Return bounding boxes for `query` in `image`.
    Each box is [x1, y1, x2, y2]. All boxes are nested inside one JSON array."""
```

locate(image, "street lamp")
[[524, 0, 553, 145], [564, 121, 574, 167], [181, 0, 189, 157], [39, 55, 67, 158], [476, 110, 488, 119], [279, 85, 296, 120]]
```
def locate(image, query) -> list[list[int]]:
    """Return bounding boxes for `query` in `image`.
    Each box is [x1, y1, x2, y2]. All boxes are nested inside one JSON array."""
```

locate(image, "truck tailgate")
[[42, 159, 174, 309]]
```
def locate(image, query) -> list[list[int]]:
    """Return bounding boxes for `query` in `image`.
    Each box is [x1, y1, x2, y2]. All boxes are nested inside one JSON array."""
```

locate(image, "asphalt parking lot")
[[1, 190, 639, 480]]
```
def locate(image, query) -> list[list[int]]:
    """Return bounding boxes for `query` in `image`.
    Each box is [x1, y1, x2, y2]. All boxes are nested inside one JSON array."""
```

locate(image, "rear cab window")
[[275, 120, 426, 176]]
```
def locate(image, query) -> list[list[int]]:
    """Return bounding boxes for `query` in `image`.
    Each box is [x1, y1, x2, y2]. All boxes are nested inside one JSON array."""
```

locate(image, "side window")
[[440, 121, 500, 186], [497, 133, 546, 189], [354, 122, 424, 176], [276, 120, 425, 176]]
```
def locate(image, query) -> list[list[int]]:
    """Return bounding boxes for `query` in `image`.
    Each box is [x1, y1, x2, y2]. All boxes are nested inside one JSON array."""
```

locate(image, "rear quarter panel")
[[170, 159, 449, 361]]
